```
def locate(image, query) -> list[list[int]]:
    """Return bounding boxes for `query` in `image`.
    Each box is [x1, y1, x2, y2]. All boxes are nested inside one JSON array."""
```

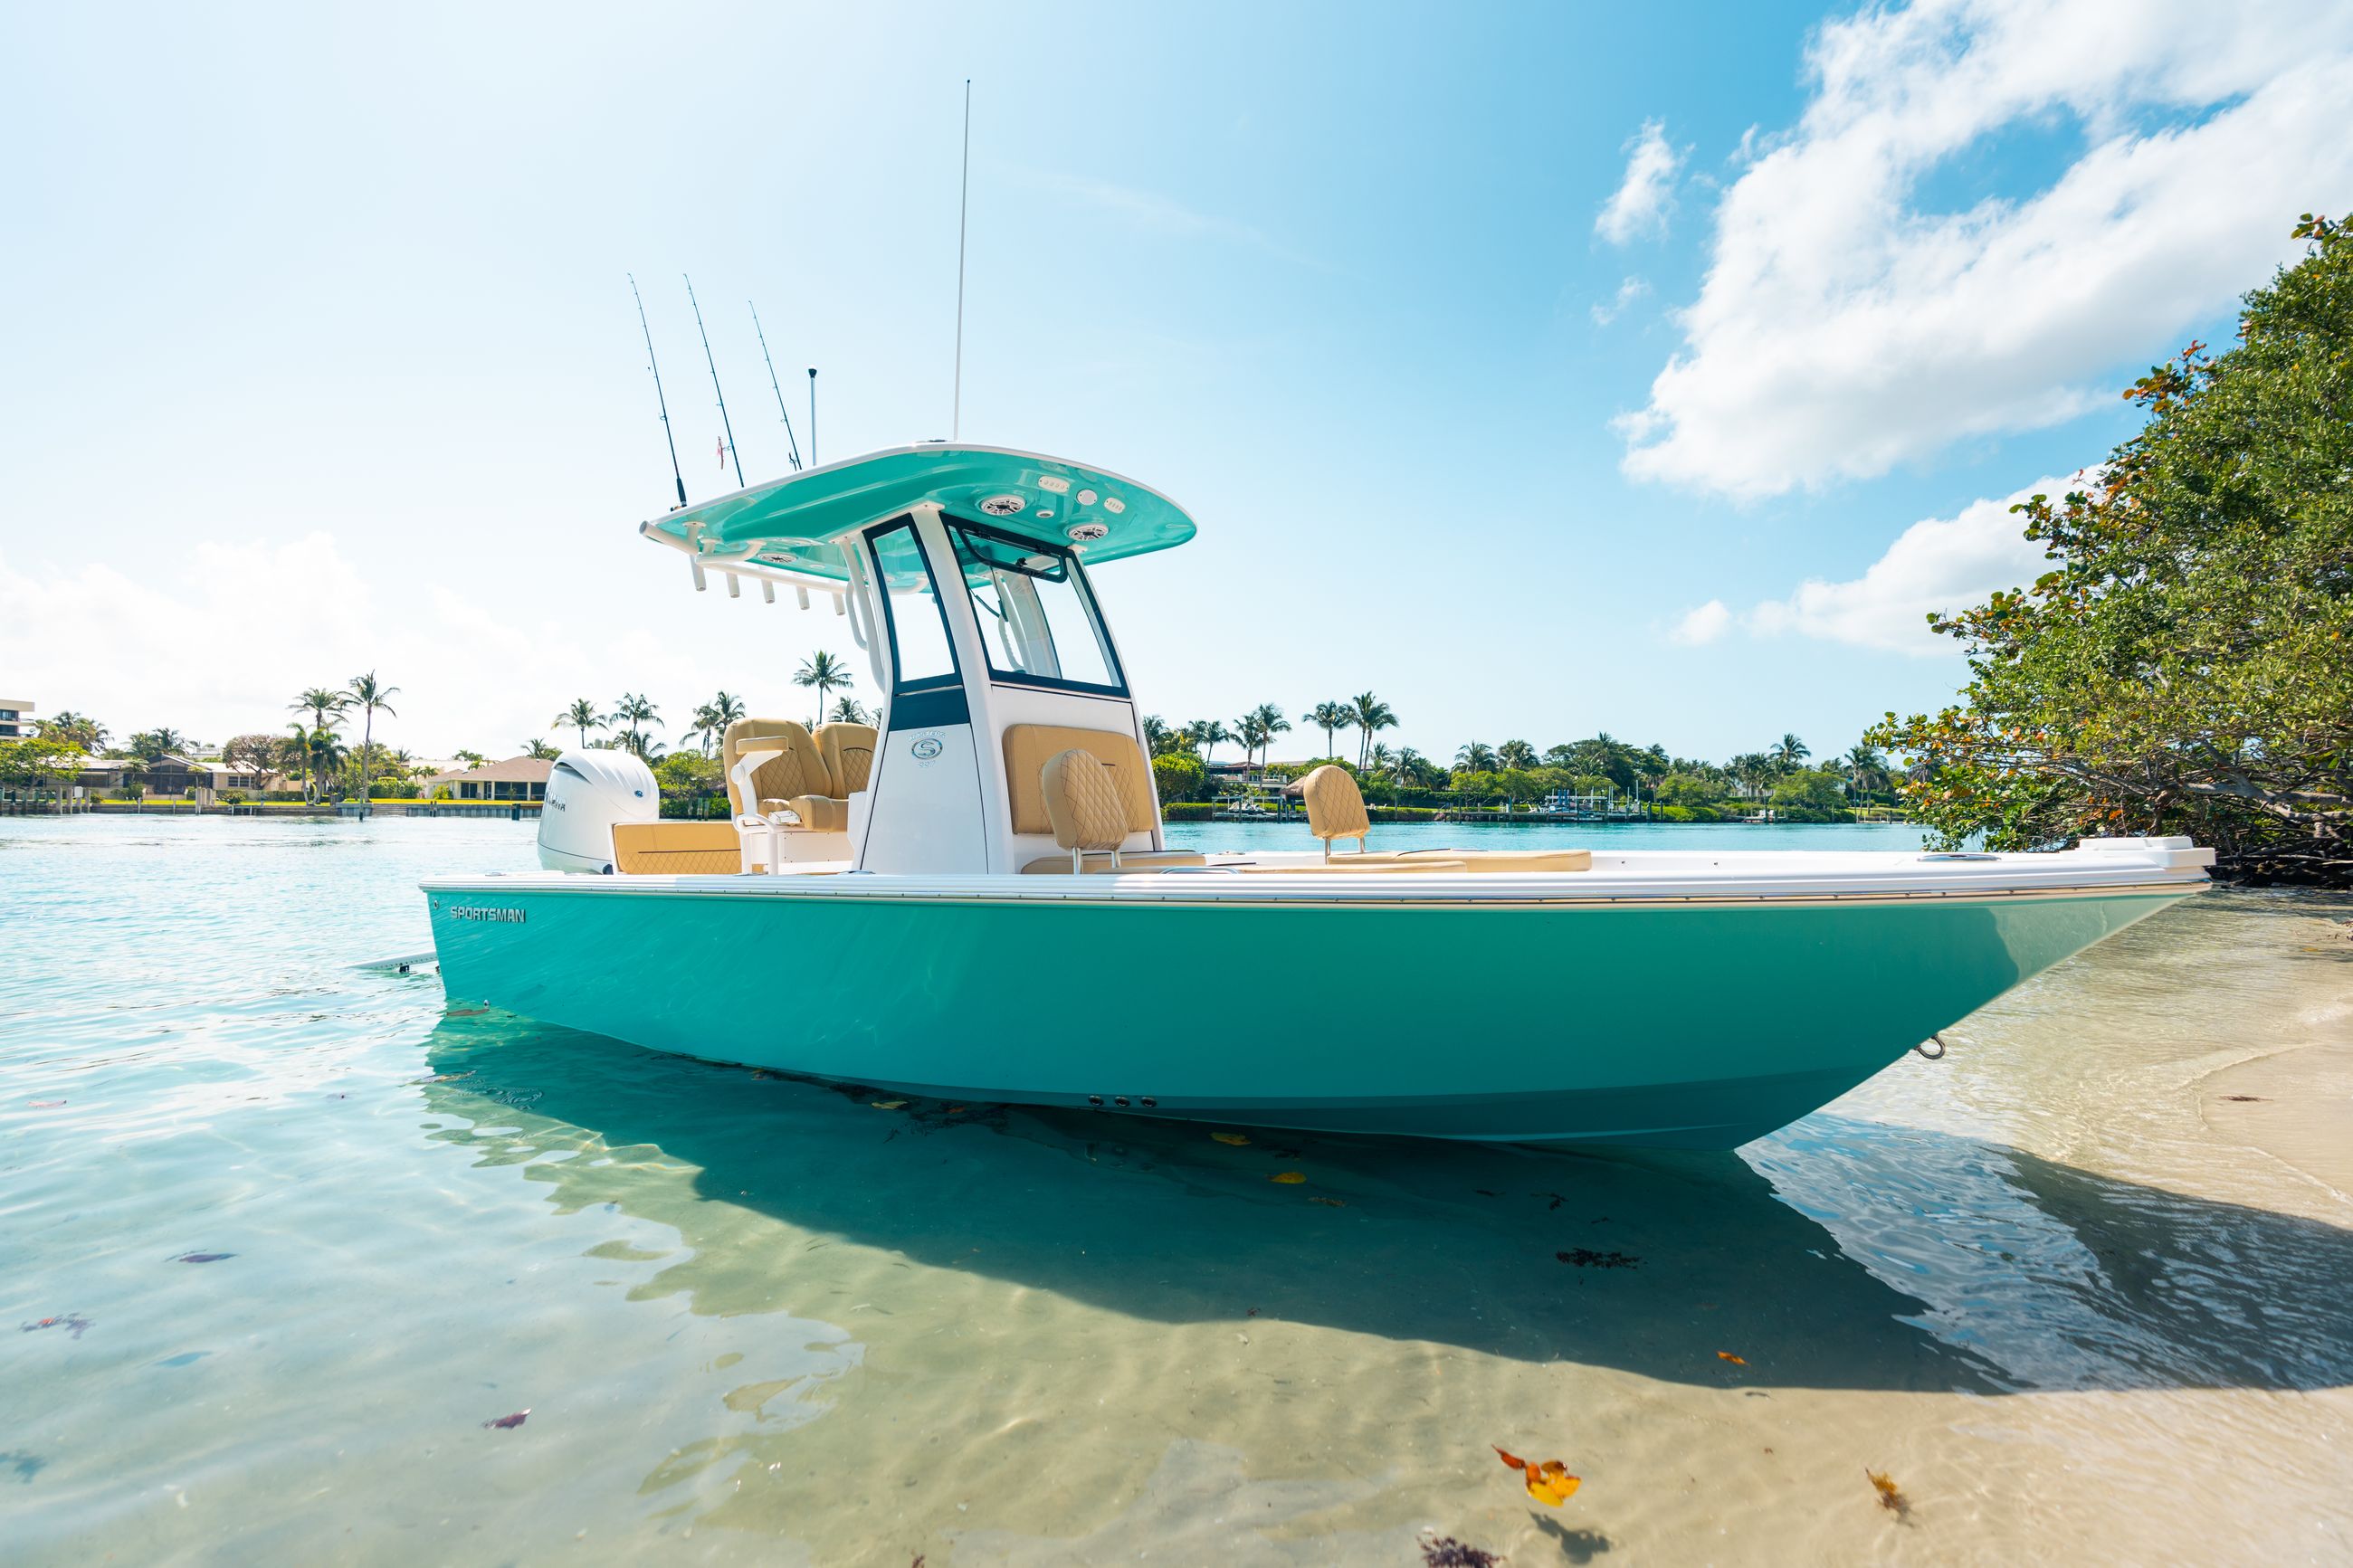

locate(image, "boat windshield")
[[948, 520, 1124, 694], [865, 519, 960, 693]]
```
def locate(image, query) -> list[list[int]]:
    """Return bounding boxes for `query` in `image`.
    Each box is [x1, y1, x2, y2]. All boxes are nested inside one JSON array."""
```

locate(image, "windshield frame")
[[945, 517, 1129, 698]]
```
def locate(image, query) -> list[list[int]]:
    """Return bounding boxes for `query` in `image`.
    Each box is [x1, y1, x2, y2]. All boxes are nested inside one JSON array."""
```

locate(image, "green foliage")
[[0, 736, 79, 795], [1768, 768, 1846, 810], [1872, 213, 2353, 879], [1151, 751, 1206, 805]]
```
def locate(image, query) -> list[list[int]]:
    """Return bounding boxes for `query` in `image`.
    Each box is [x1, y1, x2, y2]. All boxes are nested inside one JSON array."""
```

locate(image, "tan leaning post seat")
[[1008, 723, 1205, 873], [1297, 764, 1592, 873], [1300, 765, 1370, 858], [1039, 747, 1129, 871]]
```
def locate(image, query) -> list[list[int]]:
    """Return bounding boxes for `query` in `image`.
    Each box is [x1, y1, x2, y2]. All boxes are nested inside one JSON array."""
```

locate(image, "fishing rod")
[[683, 273, 745, 489], [748, 300, 803, 470], [952, 77, 972, 441], [628, 273, 688, 510], [807, 366, 818, 464]]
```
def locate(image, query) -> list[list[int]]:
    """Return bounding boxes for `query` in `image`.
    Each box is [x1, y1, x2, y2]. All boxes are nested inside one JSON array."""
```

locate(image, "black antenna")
[[629, 273, 688, 509], [748, 300, 803, 470], [807, 366, 818, 464], [684, 273, 745, 489]]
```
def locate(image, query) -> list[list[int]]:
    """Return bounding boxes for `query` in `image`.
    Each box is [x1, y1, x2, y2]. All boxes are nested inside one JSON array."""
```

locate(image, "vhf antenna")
[[952, 77, 972, 441], [629, 273, 688, 509], [748, 300, 803, 470], [807, 366, 818, 464], [684, 273, 745, 489]]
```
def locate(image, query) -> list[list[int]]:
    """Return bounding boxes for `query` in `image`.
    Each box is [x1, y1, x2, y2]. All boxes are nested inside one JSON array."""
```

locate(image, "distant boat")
[[421, 442, 2214, 1150]]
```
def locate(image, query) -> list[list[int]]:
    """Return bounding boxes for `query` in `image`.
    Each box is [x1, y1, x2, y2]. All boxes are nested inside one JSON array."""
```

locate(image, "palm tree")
[[291, 687, 351, 736], [1233, 712, 1265, 768], [129, 727, 186, 763], [828, 697, 872, 725], [1348, 692, 1396, 770], [1497, 739, 1538, 771], [1141, 715, 1175, 754], [555, 698, 604, 749], [346, 671, 399, 802], [1306, 701, 1349, 760], [607, 694, 660, 757], [1772, 732, 1811, 772], [795, 651, 850, 727], [1456, 740, 1498, 773], [709, 689, 747, 744], [1366, 742, 1396, 777], [1729, 751, 1774, 797], [281, 724, 310, 799], [1247, 703, 1291, 767], [1843, 744, 1889, 797], [1189, 718, 1232, 765], [37, 711, 105, 754], [285, 724, 343, 800], [521, 738, 561, 760]]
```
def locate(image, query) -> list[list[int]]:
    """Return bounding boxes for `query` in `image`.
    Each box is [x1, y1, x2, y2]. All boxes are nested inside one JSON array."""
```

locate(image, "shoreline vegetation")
[[1867, 214, 2352, 889], [3, 221, 2341, 881]]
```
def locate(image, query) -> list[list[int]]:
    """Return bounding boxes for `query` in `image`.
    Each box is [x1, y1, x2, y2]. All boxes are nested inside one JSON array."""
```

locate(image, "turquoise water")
[[5, 816, 2350, 1565]]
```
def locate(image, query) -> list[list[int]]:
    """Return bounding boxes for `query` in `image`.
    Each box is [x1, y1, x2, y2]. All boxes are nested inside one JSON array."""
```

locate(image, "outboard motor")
[[538, 748, 658, 872]]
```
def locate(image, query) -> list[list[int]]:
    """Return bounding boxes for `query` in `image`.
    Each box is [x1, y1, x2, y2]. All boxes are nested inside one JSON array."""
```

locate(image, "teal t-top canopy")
[[638, 443, 1197, 584]]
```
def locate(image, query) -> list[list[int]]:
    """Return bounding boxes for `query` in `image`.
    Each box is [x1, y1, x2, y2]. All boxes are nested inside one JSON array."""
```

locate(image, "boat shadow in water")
[[419, 1014, 2353, 1395]]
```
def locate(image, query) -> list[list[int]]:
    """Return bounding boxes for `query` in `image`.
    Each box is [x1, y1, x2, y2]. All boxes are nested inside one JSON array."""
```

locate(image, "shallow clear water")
[[5, 816, 2349, 1565]]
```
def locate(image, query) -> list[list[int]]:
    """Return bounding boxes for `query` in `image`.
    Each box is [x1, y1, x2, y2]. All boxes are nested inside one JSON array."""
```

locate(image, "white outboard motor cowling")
[[538, 748, 658, 872]]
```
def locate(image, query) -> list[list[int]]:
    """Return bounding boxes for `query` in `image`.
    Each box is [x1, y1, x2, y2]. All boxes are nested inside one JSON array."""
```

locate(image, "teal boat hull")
[[423, 883, 2186, 1149]]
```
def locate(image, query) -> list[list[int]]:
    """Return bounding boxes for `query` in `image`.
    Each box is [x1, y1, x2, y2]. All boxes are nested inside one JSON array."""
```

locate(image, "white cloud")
[[1618, 0, 2353, 498], [1669, 599, 1733, 646], [0, 534, 862, 756], [1678, 475, 2068, 655], [1590, 275, 1652, 326], [1595, 120, 1684, 244]]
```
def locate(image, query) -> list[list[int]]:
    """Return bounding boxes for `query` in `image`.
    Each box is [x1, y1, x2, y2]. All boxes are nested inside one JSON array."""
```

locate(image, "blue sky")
[[4, 1, 2348, 764]]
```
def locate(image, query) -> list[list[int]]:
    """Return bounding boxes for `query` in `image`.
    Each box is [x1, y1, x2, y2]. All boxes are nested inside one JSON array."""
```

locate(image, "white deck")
[[424, 838, 2212, 908]]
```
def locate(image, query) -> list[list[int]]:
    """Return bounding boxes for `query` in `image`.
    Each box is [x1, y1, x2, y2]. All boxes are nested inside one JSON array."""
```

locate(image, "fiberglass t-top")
[[636, 444, 1195, 876]]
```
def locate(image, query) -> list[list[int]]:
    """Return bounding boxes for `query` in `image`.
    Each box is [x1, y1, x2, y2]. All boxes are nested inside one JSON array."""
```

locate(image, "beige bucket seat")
[[723, 717, 875, 833], [1295, 765, 1593, 873]]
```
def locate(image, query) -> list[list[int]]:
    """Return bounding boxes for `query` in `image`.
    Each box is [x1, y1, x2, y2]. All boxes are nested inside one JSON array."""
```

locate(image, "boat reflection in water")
[[419, 1011, 2353, 1398]]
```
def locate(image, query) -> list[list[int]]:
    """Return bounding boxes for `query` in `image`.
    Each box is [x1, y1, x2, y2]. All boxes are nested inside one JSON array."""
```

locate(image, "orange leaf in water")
[[1525, 1460, 1581, 1506], [1866, 1468, 1910, 1518], [1492, 1447, 1579, 1505], [1717, 1351, 1747, 1365], [1487, 1448, 1581, 1504], [1211, 1132, 1252, 1145], [1270, 1171, 1306, 1184]]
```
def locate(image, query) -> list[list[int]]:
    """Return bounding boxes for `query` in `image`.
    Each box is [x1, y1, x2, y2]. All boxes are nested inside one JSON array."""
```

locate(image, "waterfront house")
[[0, 698, 33, 739], [419, 755, 552, 802]]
